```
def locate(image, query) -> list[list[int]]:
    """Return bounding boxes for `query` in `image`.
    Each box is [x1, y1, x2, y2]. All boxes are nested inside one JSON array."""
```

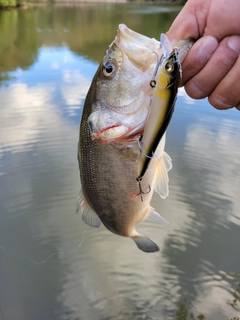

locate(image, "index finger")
[[180, 36, 218, 86], [166, 4, 200, 42], [166, 0, 216, 43]]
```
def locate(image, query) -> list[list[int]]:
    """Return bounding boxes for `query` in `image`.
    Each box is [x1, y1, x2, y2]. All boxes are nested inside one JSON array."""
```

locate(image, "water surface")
[[0, 4, 240, 320]]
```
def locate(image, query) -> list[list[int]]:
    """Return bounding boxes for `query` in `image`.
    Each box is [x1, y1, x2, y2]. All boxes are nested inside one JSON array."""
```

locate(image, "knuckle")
[[181, 60, 200, 84], [217, 37, 240, 69], [227, 35, 240, 55], [185, 79, 209, 99], [209, 92, 237, 110]]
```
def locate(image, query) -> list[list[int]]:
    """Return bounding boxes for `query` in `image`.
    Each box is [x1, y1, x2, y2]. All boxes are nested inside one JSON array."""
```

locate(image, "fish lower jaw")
[[91, 124, 124, 142], [90, 125, 139, 144]]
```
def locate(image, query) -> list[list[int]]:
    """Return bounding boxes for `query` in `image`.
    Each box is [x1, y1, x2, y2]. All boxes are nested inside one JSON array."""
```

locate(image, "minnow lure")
[[137, 33, 181, 181]]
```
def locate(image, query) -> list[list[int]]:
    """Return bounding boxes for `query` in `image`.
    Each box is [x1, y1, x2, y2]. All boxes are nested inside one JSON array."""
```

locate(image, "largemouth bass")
[[78, 24, 192, 253]]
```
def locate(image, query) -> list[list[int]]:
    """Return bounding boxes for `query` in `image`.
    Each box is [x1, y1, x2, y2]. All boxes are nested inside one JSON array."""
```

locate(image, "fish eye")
[[165, 62, 174, 73], [103, 62, 115, 77]]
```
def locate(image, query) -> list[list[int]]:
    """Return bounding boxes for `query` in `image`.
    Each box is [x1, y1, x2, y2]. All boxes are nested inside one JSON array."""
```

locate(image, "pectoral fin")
[[76, 191, 102, 228], [154, 151, 172, 199]]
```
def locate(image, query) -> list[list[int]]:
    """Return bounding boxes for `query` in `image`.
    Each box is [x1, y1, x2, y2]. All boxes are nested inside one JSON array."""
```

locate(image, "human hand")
[[167, 0, 240, 110]]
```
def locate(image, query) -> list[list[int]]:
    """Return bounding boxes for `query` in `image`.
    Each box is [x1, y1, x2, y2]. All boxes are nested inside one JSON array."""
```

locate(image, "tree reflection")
[[36, 4, 179, 62], [0, 4, 179, 83], [0, 10, 38, 75]]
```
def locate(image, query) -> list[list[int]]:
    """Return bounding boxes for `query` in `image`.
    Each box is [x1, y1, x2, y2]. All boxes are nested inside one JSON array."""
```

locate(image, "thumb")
[[166, 2, 203, 42]]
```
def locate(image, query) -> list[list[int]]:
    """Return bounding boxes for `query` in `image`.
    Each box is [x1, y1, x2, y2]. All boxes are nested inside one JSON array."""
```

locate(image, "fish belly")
[[79, 118, 153, 237]]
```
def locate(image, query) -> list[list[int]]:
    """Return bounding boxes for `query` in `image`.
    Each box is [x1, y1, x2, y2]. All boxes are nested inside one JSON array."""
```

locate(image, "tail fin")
[[132, 234, 159, 253]]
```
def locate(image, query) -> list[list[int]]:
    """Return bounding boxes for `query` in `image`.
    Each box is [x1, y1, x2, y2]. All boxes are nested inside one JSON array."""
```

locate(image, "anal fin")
[[144, 207, 168, 223]]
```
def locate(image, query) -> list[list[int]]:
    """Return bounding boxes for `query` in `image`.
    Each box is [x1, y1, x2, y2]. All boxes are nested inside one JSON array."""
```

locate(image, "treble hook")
[[138, 135, 154, 159], [173, 47, 182, 79], [149, 51, 163, 88], [150, 80, 156, 88], [136, 177, 151, 202]]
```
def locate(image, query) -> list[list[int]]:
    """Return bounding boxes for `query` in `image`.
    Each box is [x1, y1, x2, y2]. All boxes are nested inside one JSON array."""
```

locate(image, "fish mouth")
[[116, 24, 159, 51], [116, 24, 193, 69], [115, 24, 159, 72], [91, 124, 122, 142], [88, 109, 131, 143], [88, 108, 145, 144], [91, 123, 144, 144]]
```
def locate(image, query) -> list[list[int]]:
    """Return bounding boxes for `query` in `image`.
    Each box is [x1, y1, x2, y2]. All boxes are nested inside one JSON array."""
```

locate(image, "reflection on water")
[[0, 4, 240, 320]]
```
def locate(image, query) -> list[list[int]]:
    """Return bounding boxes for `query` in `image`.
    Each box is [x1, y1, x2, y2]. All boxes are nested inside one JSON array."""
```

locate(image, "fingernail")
[[199, 36, 218, 58], [227, 36, 240, 54]]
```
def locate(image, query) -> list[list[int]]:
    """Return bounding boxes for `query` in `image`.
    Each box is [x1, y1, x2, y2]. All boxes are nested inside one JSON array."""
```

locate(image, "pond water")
[[0, 4, 240, 320]]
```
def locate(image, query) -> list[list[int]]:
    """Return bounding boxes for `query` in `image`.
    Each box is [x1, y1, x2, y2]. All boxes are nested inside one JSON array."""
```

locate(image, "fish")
[[77, 24, 192, 253]]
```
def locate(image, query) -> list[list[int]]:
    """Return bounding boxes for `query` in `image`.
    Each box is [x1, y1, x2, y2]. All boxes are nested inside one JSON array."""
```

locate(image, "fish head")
[[87, 24, 159, 143]]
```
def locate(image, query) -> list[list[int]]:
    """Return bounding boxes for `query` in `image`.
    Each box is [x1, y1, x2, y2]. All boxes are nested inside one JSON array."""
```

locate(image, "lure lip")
[[160, 33, 172, 58]]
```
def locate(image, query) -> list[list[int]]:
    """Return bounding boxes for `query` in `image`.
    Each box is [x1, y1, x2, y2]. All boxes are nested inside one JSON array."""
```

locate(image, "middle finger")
[[184, 35, 240, 99]]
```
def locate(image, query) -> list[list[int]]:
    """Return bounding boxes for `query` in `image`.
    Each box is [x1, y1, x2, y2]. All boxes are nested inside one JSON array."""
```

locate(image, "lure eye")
[[103, 62, 115, 77], [165, 62, 174, 73]]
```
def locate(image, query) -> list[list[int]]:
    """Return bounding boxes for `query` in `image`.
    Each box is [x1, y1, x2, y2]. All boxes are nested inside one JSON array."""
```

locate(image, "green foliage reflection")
[[35, 4, 180, 62], [0, 4, 181, 83], [0, 9, 38, 79], [0, 0, 25, 9]]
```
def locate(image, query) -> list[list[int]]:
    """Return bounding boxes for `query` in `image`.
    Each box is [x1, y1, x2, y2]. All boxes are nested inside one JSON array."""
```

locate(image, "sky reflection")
[[0, 6, 240, 319]]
